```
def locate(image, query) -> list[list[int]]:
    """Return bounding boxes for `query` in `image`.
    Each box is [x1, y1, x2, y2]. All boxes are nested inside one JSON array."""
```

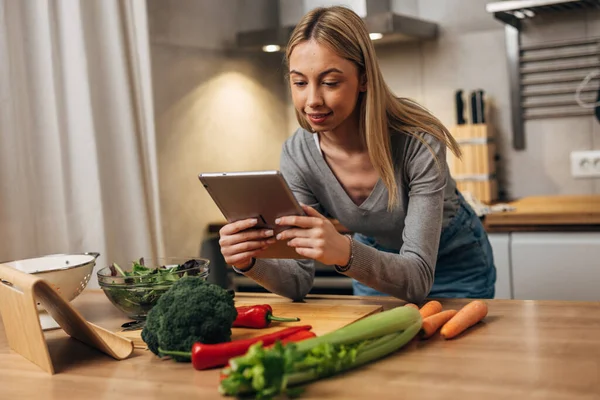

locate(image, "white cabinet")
[[511, 232, 600, 301], [488, 233, 512, 299]]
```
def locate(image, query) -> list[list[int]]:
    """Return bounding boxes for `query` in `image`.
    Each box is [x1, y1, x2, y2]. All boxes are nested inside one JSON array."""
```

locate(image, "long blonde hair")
[[285, 6, 461, 210]]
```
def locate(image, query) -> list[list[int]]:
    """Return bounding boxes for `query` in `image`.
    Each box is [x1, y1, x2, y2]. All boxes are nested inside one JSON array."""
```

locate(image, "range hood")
[[236, 1, 438, 51], [486, 0, 600, 28]]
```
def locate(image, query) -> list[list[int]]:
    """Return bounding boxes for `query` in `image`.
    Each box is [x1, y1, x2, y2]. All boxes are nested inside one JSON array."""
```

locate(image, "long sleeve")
[[340, 133, 448, 303]]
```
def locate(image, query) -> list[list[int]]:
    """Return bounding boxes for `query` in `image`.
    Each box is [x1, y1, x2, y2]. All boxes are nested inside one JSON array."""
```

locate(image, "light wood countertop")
[[484, 195, 600, 232], [208, 195, 600, 235], [1, 291, 599, 399]]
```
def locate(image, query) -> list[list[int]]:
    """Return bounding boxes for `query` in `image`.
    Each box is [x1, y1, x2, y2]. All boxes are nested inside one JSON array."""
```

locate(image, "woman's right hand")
[[218, 218, 276, 270]]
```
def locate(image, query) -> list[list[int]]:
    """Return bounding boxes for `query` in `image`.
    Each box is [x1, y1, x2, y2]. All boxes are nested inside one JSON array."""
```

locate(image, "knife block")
[[448, 123, 498, 204], [0, 264, 134, 374]]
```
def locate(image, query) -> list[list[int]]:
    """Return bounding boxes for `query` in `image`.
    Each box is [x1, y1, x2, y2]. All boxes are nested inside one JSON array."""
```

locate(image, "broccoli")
[[141, 276, 237, 361]]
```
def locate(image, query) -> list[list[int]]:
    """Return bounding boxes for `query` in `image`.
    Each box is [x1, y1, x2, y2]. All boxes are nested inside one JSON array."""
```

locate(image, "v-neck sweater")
[[238, 127, 460, 303]]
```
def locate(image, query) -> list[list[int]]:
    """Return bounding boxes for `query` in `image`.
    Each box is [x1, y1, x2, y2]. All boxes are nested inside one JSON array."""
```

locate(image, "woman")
[[217, 6, 496, 304]]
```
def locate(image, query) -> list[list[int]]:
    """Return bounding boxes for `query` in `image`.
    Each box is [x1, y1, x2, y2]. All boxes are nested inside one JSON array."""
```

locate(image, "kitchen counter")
[[484, 195, 600, 232], [208, 195, 600, 235], [1, 291, 599, 399]]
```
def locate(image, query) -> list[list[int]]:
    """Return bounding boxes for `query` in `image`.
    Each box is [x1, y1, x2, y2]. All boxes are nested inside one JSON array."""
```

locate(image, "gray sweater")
[[237, 128, 459, 303]]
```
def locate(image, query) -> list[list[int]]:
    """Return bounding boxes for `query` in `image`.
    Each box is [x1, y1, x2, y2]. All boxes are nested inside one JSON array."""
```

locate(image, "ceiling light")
[[262, 44, 281, 53], [369, 33, 383, 41]]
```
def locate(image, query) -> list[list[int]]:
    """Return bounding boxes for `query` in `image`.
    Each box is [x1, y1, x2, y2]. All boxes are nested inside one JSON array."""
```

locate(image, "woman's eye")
[[292, 81, 307, 87], [322, 81, 339, 87]]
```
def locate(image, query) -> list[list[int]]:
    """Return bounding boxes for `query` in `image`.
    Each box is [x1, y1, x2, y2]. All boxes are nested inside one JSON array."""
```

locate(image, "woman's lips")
[[307, 112, 332, 125]]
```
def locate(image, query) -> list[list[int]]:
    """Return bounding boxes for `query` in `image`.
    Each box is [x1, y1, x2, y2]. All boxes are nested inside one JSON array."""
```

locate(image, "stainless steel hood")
[[236, 2, 438, 51], [486, 0, 600, 28]]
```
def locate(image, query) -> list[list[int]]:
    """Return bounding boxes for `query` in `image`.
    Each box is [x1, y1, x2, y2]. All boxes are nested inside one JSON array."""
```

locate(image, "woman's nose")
[[306, 86, 324, 108]]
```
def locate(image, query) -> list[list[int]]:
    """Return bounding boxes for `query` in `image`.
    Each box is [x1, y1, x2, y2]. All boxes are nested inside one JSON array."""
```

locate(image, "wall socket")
[[571, 151, 600, 178]]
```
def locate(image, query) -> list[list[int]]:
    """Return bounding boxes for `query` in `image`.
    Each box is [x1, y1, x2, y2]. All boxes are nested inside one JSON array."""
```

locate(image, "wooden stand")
[[449, 124, 498, 204], [0, 264, 134, 374]]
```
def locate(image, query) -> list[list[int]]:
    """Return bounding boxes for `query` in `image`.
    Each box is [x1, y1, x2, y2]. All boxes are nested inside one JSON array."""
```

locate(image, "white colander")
[[2, 253, 99, 329]]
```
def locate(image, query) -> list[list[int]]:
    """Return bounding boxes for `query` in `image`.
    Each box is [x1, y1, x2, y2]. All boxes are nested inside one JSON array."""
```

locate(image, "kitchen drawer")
[[511, 232, 600, 301]]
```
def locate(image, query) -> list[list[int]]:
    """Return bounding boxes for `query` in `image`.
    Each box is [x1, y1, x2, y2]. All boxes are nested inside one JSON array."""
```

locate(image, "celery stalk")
[[286, 322, 421, 387], [294, 305, 421, 352], [219, 306, 423, 398]]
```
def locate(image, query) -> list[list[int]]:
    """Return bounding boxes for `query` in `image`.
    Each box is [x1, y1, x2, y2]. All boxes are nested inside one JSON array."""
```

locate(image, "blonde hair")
[[285, 6, 461, 210]]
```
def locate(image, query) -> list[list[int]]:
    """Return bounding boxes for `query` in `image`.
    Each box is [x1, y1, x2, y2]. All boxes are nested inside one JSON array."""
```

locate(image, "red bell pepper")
[[158, 325, 312, 370], [233, 304, 300, 328], [280, 329, 316, 343], [265, 329, 317, 349], [221, 330, 317, 381]]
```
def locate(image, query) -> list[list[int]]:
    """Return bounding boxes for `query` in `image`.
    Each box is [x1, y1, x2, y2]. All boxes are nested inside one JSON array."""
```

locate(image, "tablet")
[[198, 170, 307, 259]]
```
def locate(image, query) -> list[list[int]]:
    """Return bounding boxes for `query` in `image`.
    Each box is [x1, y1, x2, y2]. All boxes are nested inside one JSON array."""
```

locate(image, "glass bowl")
[[97, 257, 210, 321]]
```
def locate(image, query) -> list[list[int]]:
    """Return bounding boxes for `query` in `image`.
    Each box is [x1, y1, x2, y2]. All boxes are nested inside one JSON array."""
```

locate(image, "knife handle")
[[470, 91, 478, 124], [470, 90, 485, 124], [455, 90, 466, 125], [478, 90, 486, 124]]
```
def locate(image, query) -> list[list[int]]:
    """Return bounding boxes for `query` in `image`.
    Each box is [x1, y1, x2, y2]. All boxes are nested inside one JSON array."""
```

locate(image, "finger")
[[219, 218, 258, 236], [220, 228, 274, 247], [222, 238, 276, 257], [292, 247, 322, 260], [226, 248, 268, 267], [286, 237, 324, 249], [276, 227, 313, 241], [276, 215, 323, 229], [301, 204, 327, 220]]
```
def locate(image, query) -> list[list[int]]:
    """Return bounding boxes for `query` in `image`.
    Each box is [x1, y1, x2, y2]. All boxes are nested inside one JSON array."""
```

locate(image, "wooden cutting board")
[[118, 302, 383, 349]]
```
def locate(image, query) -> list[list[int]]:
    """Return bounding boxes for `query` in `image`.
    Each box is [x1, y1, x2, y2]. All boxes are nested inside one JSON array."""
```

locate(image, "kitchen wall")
[[147, 0, 600, 257], [147, 0, 290, 257], [370, 1, 600, 200]]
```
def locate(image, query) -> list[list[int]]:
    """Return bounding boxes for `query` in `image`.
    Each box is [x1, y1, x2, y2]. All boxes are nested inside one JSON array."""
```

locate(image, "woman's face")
[[288, 39, 366, 135]]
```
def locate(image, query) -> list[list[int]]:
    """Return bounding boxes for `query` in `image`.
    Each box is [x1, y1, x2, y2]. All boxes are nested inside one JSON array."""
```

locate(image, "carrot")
[[419, 310, 457, 339], [404, 303, 419, 310], [419, 300, 443, 318], [440, 300, 488, 339]]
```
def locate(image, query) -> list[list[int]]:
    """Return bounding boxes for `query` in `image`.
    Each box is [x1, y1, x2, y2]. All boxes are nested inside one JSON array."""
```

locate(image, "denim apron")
[[352, 193, 497, 299]]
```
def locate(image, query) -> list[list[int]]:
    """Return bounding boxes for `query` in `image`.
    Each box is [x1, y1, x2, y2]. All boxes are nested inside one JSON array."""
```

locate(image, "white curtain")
[[0, 0, 164, 287]]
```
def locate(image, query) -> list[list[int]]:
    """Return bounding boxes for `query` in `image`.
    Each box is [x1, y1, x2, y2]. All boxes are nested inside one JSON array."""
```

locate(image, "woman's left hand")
[[276, 204, 351, 266]]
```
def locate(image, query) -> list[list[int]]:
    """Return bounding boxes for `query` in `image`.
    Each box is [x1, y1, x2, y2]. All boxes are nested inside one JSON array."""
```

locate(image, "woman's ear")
[[359, 73, 367, 92]]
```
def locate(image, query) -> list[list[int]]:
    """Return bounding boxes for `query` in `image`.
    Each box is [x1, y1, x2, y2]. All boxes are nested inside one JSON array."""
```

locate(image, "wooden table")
[[484, 195, 600, 232], [1, 291, 599, 399]]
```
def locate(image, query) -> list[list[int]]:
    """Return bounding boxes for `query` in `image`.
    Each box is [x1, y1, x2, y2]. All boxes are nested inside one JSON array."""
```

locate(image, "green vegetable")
[[103, 258, 202, 317], [219, 306, 422, 398], [111, 257, 197, 283], [141, 276, 237, 361]]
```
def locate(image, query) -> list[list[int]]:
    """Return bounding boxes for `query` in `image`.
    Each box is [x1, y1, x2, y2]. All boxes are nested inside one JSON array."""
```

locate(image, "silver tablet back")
[[199, 170, 306, 259]]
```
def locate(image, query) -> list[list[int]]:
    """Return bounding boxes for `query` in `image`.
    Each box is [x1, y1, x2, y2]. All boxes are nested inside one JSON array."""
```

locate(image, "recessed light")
[[369, 33, 383, 41], [262, 44, 281, 53]]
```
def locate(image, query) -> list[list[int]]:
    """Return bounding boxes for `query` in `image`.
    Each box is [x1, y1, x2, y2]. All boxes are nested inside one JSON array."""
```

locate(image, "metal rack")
[[486, 0, 600, 150]]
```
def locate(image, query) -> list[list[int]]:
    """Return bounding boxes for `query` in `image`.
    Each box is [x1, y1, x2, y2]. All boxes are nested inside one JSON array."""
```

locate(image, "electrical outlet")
[[570, 151, 600, 178]]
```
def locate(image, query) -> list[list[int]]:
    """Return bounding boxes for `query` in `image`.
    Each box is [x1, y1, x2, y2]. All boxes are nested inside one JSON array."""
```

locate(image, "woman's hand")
[[276, 204, 351, 266], [219, 218, 276, 270]]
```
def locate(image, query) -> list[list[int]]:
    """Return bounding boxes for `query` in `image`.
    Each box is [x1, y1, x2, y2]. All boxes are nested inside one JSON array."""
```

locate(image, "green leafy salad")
[[102, 258, 204, 320]]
